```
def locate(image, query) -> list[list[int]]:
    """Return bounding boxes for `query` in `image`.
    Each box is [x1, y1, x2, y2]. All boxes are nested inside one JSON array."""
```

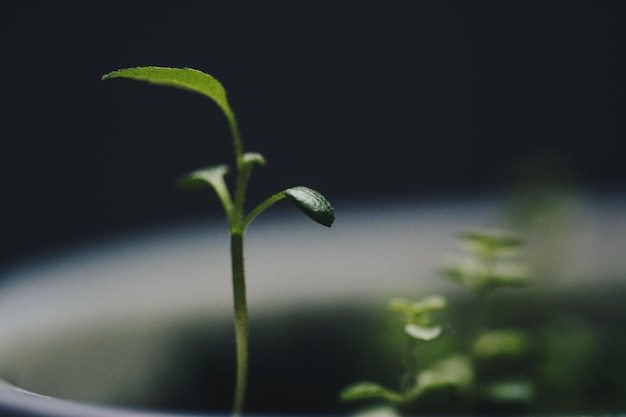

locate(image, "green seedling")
[[102, 67, 334, 417], [342, 230, 532, 414], [441, 229, 534, 409], [441, 230, 529, 297], [341, 295, 472, 410]]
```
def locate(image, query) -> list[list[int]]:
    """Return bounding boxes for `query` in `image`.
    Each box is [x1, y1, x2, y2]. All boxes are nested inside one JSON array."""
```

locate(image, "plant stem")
[[226, 107, 249, 417], [231, 232, 248, 417], [242, 191, 287, 230], [226, 111, 244, 168], [401, 337, 419, 397]]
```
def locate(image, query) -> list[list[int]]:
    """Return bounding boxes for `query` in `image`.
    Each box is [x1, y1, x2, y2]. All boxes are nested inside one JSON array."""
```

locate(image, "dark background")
[[1, 1, 625, 266]]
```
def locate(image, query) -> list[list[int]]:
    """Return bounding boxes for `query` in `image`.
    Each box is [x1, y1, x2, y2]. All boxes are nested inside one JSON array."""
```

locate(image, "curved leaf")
[[285, 186, 334, 227], [485, 379, 534, 403], [410, 295, 447, 314], [179, 165, 229, 190], [459, 230, 523, 257], [178, 165, 233, 215], [102, 66, 235, 125], [404, 324, 443, 341], [473, 329, 530, 358], [341, 382, 403, 403], [415, 355, 473, 394], [242, 152, 266, 167], [389, 295, 446, 326]]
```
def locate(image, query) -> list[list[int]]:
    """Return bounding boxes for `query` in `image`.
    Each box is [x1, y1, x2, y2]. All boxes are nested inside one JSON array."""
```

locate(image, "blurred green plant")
[[341, 295, 472, 407], [103, 67, 334, 417], [440, 230, 534, 410], [440, 230, 529, 296], [342, 229, 533, 414]]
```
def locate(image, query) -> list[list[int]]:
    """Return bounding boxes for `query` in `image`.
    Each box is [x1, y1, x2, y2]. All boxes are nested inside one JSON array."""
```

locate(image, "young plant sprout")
[[340, 294, 472, 409], [441, 230, 530, 298], [102, 67, 334, 417], [441, 229, 534, 407], [342, 230, 532, 414]]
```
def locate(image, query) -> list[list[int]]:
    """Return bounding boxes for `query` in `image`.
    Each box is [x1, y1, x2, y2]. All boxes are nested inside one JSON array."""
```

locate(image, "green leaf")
[[411, 295, 446, 314], [404, 324, 443, 341], [440, 256, 530, 291], [413, 355, 473, 395], [473, 329, 530, 358], [285, 186, 334, 227], [387, 298, 414, 315], [459, 230, 523, 257], [102, 66, 235, 125], [485, 379, 534, 403], [341, 382, 403, 403], [389, 295, 446, 318], [242, 152, 266, 167], [178, 165, 233, 214], [179, 165, 229, 190]]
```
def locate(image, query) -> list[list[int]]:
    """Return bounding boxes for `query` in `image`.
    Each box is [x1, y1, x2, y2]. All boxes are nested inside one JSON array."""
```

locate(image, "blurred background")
[[1, 1, 625, 267]]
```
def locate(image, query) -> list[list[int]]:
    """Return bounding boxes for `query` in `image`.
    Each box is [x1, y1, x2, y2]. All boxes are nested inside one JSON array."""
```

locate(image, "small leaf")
[[341, 382, 403, 403], [411, 295, 447, 314], [102, 66, 235, 125], [414, 355, 474, 394], [404, 324, 443, 341], [388, 298, 415, 315], [389, 295, 446, 316], [179, 165, 229, 190], [242, 152, 266, 167], [285, 186, 334, 227], [473, 329, 530, 358], [485, 379, 534, 403], [178, 165, 233, 213], [459, 230, 523, 257]]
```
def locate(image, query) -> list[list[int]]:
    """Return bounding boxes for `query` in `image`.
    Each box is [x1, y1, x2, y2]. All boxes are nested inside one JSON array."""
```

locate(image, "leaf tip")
[[285, 186, 334, 227], [101, 68, 128, 81], [177, 165, 230, 191]]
